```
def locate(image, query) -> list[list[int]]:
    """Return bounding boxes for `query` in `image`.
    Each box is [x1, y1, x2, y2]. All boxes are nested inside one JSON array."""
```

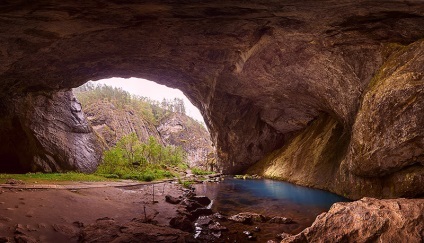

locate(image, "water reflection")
[[194, 177, 350, 234]]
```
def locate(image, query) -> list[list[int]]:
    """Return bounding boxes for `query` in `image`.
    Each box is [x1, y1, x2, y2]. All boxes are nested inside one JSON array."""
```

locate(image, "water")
[[193, 177, 350, 235]]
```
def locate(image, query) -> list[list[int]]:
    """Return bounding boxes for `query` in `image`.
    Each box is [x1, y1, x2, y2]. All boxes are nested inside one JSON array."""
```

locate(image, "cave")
[[0, 0, 423, 200], [0, 116, 31, 173], [0, 151, 26, 174]]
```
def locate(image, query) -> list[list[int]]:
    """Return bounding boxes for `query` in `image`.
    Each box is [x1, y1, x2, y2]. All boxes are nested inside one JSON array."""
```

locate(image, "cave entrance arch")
[[74, 77, 216, 171]]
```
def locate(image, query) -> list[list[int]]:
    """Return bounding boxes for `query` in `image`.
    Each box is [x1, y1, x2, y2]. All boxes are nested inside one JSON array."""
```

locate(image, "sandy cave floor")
[[0, 181, 185, 242]]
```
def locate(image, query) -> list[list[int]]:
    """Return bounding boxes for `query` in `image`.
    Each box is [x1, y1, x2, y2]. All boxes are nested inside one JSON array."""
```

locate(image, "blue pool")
[[193, 177, 350, 234]]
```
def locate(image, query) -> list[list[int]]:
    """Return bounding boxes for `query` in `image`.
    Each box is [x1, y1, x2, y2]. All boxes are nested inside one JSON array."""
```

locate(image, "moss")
[[367, 42, 407, 92]]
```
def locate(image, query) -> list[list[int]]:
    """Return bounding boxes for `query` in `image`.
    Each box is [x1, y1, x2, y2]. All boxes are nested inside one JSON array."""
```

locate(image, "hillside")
[[73, 82, 216, 170], [158, 113, 217, 169]]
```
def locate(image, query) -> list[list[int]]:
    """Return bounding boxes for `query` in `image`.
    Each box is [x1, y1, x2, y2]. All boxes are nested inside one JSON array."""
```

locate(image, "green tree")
[[116, 133, 144, 165]]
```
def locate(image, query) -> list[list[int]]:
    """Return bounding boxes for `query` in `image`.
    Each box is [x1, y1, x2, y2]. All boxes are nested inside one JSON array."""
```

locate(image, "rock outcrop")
[[283, 198, 424, 243], [158, 113, 216, 169], [82, 100, 161, 147], [79, 97, 216, 169], [0, 1, 423, 199]]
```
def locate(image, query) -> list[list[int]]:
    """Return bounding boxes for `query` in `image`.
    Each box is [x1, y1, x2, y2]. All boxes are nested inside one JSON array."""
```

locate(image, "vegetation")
[[74, 82, 189, 125], [95, 133, 187, 182], [191, 167, 214, 175], [0, 172, 109, 184]]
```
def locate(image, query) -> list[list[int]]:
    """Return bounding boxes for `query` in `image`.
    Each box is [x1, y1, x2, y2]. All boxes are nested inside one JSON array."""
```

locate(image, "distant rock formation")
[[83, 100, 161, 148], [81, 99, 216, 170], [158, 113, 216, 170]]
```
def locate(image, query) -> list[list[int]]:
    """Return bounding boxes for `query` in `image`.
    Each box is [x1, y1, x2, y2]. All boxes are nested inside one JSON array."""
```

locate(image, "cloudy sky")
[[92, 77, 205, 122]]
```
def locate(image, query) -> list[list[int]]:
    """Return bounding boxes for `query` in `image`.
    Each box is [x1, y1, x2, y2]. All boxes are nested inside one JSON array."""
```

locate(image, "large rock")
[[282, 198, 424, 243], [347, 42, 424, 178], [0, 1, 422, 199]]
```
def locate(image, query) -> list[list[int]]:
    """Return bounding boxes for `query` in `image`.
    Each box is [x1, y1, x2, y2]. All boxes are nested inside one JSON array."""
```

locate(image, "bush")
[[95, 134, 185, 182]]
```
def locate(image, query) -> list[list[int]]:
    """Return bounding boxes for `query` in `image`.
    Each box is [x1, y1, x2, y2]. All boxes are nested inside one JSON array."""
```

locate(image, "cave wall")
[[248, 41, 424, 199], [0, 1, 423, 198], [0, 91, 101, 172]]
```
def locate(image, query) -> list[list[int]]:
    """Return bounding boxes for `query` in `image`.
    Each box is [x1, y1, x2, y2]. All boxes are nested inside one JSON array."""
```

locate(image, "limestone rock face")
[[0, 0, 423, 198], [83, 100, 161, 147], [348, 42, 424, 178], [158, 113, 216, 169], [0, 90, 101, 172], [248, 41, 424, 199], [82, 99, 215, 169], [283, 198, 424, 243]]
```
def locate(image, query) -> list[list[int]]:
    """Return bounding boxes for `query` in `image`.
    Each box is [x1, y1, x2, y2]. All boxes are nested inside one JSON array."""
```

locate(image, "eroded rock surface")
[[0, 90, 101, 172], [158, 113, 216, 169], [248, 40, 424, 199], [83, 99, 161, 147], [283, 198, 424, 243], [0, 0, 423, 199]]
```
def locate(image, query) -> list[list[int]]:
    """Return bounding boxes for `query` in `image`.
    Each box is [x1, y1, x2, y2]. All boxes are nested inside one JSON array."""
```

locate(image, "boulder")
[[169, 215, 194, 233], [282, 198, 424, 243], [191, 196, 212, 206], [268, 216, 293, 224], [165, 195, 181, 205], [229, 212, 267, 224]]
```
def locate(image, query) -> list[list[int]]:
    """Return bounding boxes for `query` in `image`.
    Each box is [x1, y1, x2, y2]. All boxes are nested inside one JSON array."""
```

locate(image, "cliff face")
[[79, 97, 215, 169], [158, 113, 216, 170], [0, 1, 423, 199], [83, 100, 161, 147]]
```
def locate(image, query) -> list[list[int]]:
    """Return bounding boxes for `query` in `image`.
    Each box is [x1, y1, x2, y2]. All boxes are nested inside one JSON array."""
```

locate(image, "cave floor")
[[0, 180, 185, 242]]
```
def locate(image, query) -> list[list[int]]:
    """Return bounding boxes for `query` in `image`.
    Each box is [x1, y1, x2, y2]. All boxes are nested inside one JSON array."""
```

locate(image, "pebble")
[[196, 216, 212, 226], [211, 231, 221, 238], [276, 232, 292, 240]]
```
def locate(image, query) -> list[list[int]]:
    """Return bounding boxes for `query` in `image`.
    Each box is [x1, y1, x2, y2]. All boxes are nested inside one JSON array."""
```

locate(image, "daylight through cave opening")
[[73, 77, 216, 172]]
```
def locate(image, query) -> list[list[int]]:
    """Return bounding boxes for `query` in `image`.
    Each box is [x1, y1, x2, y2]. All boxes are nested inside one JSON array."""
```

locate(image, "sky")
[[92, 77, 205, 123]]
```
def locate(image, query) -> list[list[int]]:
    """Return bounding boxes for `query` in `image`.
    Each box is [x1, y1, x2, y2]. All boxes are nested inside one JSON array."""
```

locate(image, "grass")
[[0, 172, 110, 184], [0, 168, 177, 184], [191, 167, 214, 175]]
